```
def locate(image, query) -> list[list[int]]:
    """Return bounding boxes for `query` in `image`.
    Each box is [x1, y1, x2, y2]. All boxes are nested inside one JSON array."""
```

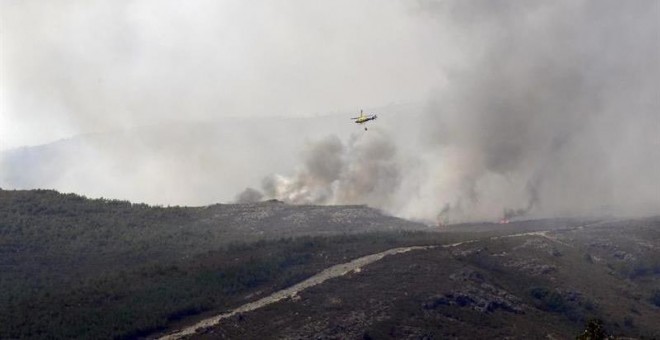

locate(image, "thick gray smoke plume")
[[257, 133, 401, 210], [235, 187, 263, 203], [415, 0, 660, 221], [3, 1, 658, 222], [245, 1, 659, 223]]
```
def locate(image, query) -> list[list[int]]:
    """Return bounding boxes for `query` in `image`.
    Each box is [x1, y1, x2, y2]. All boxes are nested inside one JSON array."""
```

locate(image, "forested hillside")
[[0, 189, 435, 338], [2, 189, 657, 339]]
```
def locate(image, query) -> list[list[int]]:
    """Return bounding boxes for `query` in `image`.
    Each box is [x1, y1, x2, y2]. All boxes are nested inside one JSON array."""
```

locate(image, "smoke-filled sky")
[[1, 0, 658, 222], [1, 0, 449, 149]]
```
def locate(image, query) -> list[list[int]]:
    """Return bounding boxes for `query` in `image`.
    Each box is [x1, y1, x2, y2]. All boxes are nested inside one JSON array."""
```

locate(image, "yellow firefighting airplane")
[[350, 110, 378, 130]]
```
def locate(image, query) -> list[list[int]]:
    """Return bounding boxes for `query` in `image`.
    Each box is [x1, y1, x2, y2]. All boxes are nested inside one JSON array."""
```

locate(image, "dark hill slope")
[[0, 189, 432, 339], [3, 189, 657, 339], [0, 188, 429, 279], [198, 218, 660, 339]]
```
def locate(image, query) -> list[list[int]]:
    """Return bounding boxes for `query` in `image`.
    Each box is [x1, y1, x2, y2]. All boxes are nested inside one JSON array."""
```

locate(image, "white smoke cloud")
[[0, 0, 437, 149], [249, 0, 659, 223], [2, 1, 658, 222], [260, 132, 402, 211]]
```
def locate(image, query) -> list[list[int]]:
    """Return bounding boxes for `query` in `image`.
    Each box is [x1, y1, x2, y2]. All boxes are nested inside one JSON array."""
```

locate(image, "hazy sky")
[[1, 1, 658, 221], [1, 0, 454, 149], [241, 0, 659, 220]]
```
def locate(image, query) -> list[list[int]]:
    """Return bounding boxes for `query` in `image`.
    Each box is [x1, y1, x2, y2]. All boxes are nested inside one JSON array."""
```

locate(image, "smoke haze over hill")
[[414, 0, 660, 220], [1, 1, 658, 222], [247, 1, 660, 222]]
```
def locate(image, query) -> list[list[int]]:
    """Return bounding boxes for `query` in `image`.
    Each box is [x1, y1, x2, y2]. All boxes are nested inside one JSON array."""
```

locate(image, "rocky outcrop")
[[423, 269, 527, 314]]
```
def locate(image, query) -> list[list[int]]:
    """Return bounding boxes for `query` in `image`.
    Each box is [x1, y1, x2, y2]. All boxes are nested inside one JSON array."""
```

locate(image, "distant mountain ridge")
[[0, 105, 424, 207]]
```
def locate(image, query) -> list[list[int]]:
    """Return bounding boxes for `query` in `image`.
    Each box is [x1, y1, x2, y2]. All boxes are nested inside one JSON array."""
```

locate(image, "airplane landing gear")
[[364, 127, 368, 131]]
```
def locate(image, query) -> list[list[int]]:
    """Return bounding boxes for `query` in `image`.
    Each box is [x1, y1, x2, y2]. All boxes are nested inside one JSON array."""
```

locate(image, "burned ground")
[[195, 219, 660, 339]]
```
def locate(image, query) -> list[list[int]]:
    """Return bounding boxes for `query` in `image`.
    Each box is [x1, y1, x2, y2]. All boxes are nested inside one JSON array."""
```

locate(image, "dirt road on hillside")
[[158, 220, 610, 339], [159, 245, 434, 339]]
